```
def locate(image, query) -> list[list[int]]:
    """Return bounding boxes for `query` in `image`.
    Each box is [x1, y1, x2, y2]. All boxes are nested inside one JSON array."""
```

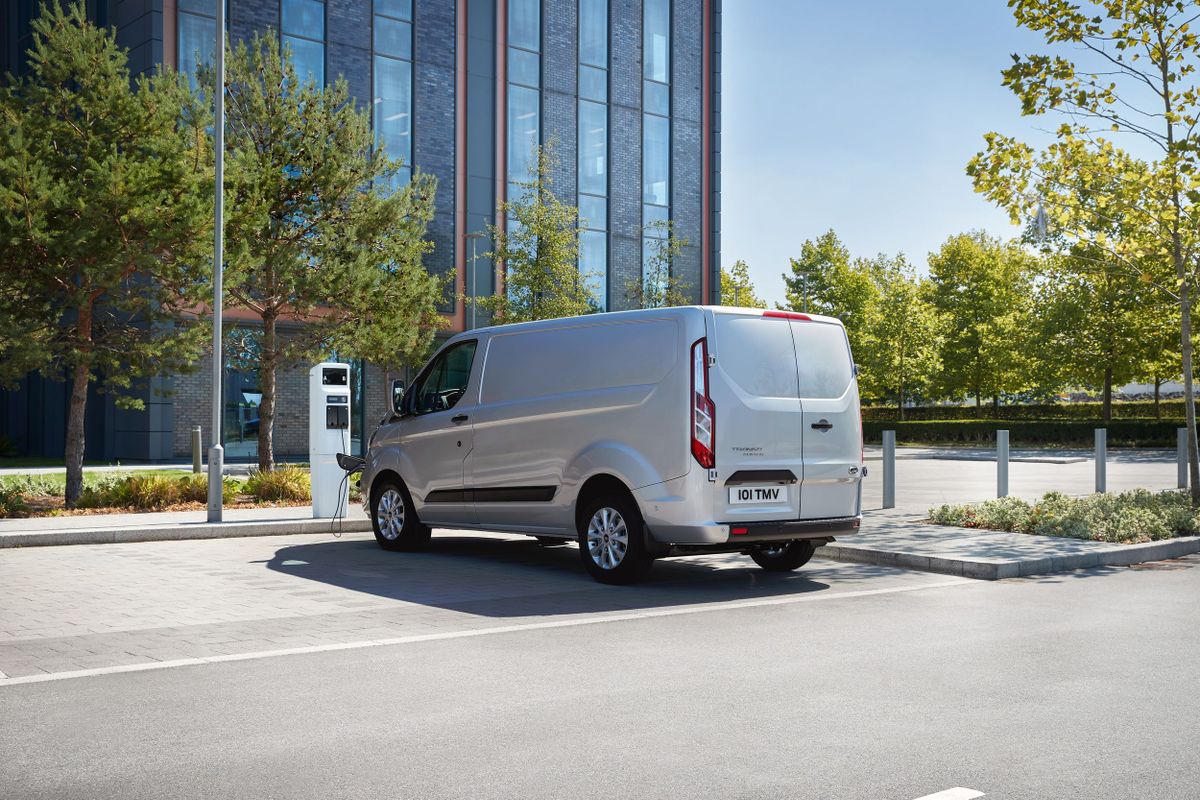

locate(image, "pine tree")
[[0, 3, 213, 505]]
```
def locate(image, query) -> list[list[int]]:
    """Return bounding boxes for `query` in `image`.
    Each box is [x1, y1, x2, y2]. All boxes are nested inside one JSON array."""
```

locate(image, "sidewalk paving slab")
[[0, 506, 369, 548], [818, 509, 1200, 580]]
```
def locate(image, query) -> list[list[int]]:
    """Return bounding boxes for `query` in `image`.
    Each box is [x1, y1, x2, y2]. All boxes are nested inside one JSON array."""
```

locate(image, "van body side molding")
[[425, 486, 557, 503]]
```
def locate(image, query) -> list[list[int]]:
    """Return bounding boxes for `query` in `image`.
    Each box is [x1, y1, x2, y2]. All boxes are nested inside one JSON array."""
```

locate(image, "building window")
[[507, 0, 540, 201], [373, 0, 413, 188], [282, 0, 326, 86], [642, 0, 671, 286], [178, 0, 218, 85], [578, 0, 607, 308]]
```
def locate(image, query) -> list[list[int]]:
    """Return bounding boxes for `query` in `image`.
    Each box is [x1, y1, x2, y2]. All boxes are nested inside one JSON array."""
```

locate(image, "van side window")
[[412, 341, 477, 414]]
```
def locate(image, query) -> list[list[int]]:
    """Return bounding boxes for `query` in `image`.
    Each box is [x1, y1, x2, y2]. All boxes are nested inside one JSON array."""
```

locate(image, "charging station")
[[309, 362, 351, 519]]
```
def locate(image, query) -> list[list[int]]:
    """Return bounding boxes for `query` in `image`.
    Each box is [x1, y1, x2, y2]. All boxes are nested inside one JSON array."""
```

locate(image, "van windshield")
[[791, 320, 853, 399]]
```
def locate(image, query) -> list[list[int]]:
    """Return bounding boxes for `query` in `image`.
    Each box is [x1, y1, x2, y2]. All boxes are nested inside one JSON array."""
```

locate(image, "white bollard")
[[997, 430, 1009, 498], [882, 430, 896, 509], [1095, 428, 1107, 494]]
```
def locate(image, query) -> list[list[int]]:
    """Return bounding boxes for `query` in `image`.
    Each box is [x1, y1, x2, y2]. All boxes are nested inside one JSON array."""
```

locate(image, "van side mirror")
[[391, 379, 406, 415]]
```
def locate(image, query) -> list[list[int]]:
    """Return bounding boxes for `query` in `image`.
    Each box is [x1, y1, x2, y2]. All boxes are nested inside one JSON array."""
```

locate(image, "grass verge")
[[928, 489, 1199, 544]]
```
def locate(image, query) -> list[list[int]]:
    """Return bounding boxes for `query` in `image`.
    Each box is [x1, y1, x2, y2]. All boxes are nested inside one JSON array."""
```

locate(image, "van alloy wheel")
[[376, 488, 405, 541], [587, 507, 629, 570]]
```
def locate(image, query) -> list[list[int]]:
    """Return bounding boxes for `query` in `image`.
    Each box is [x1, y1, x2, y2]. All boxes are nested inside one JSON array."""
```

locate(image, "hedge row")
[[862, 400, 1193, 422], [863, 419, 1185, 447]]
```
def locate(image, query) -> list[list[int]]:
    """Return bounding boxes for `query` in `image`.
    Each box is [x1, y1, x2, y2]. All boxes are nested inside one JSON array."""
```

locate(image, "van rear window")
[[791, 320, 853, 399], [713, 315, 800, 398]]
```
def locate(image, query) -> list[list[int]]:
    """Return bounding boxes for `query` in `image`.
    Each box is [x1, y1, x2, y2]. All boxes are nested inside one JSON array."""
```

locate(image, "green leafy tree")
[[219, 34, 443, 471], [1035, 246, 1173, 421], [926, 232, 1038, 414], [968, 0, 1200, 499], [626, 220, 691, 308], [720, 260, 767, 308], [857, 259, 944, 417], [482, 141, 598, 322], [0, 3, 212, 505], [781, 230, 879, 369]]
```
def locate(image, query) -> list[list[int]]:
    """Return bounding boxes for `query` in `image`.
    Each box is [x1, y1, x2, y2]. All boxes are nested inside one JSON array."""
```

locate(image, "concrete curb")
[[0, 518, 372, 548], [816, 536, 1200, 580]]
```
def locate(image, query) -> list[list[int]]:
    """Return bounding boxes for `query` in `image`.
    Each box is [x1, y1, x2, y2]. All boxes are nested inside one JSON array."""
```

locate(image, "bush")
[[929, 489, 1197, 544], [864, 419, 1181, 447], [244, 466, 310, 502], [175, 474, 210, 503], [863, 399, 1196, 422], [0, 484, 29, 517], [115, 475, 183, 509]]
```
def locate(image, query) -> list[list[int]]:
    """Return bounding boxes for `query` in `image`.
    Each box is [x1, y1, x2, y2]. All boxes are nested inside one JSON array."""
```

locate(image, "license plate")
[[728, 485, 784, 504]]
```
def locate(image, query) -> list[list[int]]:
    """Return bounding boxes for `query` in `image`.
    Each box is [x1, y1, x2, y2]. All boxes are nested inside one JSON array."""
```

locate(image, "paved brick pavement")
[[0, 531, 941, 680]]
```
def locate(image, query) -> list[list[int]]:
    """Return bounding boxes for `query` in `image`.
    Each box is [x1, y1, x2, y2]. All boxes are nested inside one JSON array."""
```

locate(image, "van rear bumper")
[[646, 515, 860, 549], [724, 515, 860, 543]]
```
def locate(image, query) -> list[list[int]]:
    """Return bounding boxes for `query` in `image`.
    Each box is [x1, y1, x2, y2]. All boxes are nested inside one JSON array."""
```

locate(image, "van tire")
[[577, 494, 653, 585], [750, 540, 816, 572], [370, 477, 431, 552]]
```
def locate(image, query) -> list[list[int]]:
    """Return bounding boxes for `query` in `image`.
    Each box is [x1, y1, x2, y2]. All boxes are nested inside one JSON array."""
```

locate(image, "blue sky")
[[721, 0, 1056, 306]]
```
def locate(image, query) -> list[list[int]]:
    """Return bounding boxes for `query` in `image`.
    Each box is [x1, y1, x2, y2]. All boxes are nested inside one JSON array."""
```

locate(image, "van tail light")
[[691, 337, 716, 469]]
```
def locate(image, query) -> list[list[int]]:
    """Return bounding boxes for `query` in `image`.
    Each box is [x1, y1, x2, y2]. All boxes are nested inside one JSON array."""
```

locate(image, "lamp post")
[[206, 5, 226, 522], [464, 231, 486, 329]]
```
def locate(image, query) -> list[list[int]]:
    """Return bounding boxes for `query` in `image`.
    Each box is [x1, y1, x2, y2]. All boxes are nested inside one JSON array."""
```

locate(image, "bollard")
[[1178, 428, 1188, 490], [997, 430, 1009, 498], [192, 426, 202, 474], [1095, 428, 1107, 494], [882, 430, 896, 509]]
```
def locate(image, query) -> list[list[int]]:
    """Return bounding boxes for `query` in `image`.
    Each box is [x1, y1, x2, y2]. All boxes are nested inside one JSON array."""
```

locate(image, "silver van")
[[359, 306, 863, 584]]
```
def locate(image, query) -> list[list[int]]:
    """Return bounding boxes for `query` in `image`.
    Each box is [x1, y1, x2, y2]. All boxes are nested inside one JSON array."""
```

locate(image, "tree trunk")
[[1154, 378, 1162, 419], [257, 314, 277, 473], [975, 392, 982, 419], [1102, 366, 1113, 424], [63, 361, 90, 508], [992, 394, 1000, 417]]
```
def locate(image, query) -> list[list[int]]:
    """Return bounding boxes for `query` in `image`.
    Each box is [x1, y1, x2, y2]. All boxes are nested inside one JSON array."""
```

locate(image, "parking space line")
[[0, 577, 974, 688], [913, 789, 985, 800]]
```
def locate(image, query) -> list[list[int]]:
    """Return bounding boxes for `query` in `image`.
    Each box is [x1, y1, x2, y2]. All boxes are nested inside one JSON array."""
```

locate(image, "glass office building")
[[1, 0, 722, 461]]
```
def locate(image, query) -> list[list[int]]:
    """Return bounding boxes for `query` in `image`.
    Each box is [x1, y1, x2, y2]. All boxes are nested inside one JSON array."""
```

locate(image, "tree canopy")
[[481, 141, 599, 322], [218, 33, 444, 471], [0, 3, 213, 504], [720, 260, 767, 308]]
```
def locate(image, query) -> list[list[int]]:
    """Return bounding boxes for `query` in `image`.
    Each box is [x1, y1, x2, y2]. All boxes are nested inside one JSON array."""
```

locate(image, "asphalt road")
[[2, 536, 1197, 799]]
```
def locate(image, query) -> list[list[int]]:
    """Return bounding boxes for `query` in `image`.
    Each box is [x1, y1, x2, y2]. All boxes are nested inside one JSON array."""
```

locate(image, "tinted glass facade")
[[0, 0, 721, 462]]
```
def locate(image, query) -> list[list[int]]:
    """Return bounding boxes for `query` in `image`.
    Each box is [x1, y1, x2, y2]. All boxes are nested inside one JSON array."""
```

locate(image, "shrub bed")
[[928, 490, 1199, 544], [863, 419, 1181, 447], [864, 400, 1192, 422], [0, 468, 312, 518]]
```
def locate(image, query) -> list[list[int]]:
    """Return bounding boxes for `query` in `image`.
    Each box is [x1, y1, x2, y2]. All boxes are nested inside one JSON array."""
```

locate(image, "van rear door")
[[707, 311, 804, 523], [789, 318, 861, 519]]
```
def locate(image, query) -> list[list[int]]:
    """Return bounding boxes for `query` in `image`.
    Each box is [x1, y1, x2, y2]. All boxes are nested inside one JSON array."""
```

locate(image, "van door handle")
[[811, 420, 833, 431], [451, 414, 469, 424]]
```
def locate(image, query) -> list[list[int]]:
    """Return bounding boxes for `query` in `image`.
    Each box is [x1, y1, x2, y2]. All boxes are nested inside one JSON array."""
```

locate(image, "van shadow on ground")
[[262, 533, 906, 618]]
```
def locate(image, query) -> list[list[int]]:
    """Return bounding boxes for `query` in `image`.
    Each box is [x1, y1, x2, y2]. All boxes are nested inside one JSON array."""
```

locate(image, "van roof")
[[447, 305, 844, 343]]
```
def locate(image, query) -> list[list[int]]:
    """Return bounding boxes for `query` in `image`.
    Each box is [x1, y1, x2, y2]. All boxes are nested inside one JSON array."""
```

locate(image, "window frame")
[[405, 339, 479, 417]]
